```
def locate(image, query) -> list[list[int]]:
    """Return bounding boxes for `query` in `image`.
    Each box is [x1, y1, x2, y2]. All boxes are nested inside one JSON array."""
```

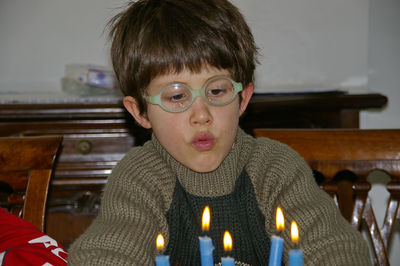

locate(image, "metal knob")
[[76, 140, 93, 154]]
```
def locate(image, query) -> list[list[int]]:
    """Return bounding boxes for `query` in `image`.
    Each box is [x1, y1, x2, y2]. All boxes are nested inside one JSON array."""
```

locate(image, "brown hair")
[[108, 0, 258, 114]]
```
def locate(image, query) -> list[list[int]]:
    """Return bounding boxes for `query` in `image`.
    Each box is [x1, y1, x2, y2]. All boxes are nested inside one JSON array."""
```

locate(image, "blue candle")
[[268, 235, 284, 266], [289, 249, 303, 266], [155, 233, 170, 266], [221, 230, 235, 266], [199, 236, 215, 266], [155, 255, 170, 266], [289, 221, 303, 266], [221, 256, 235, 266], [268, 207, 285, 266], [199, 206, 214, 266]]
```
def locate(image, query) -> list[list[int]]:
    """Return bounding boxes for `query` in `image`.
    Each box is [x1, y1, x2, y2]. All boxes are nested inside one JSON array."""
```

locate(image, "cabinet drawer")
[[58, 133, 134, 162], [21, 129, 138, 182], [21, 129, 136, 162]]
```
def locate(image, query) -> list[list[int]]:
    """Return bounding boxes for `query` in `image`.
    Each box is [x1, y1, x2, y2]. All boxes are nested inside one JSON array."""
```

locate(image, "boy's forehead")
[[148, 67, 231, 88]]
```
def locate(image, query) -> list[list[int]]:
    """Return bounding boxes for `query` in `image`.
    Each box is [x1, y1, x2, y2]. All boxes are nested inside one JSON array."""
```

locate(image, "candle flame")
[[223, 230, 233, 252], [202, 206, 210, 232], [156, 233, 165, 250], [291, 221, 299, 244], [276, 207, 285, 232]]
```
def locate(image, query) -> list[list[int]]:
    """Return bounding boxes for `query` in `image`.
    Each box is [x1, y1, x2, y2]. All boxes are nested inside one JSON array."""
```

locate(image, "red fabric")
[[0, 207, 68, 265]]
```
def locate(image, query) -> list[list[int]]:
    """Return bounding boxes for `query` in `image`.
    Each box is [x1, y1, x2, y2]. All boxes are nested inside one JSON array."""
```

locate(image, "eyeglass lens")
[[160, 78, 235, 112]]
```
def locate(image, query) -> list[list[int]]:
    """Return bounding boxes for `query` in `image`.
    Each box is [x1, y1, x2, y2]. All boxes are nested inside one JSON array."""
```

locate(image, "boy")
[[69, 0, 371, 265]]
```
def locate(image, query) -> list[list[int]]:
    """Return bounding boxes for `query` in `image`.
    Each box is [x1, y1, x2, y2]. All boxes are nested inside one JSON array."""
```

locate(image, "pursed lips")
[[191, 132, 216, 151]]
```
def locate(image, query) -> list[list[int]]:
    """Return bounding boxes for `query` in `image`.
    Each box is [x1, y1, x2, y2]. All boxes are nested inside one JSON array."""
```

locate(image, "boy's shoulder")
[[111, 140, 158, 175], [253, 134, 301, 157], [106, 139, 176, 187], [119, 140, 155, 162], [246, 134, 310, 174], [245, 135, 314, 198]]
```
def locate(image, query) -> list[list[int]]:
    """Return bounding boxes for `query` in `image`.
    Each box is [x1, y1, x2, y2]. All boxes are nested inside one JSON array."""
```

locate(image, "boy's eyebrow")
[[156, 74, 233, 88], [150, 79, 188, 90], [150, 75, 190, 88]]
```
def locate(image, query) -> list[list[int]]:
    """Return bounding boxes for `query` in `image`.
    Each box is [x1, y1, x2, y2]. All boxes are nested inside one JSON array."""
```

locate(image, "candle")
[[199, 206, 214, 266], [221, 230, 235, 266], [289, 221, 303, 266], [155, 233, 170, 266], [268, 206, 285, 266]]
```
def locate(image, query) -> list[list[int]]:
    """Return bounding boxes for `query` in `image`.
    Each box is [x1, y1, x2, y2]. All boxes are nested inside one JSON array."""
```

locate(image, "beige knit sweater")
[[68, 129, 371, 265]]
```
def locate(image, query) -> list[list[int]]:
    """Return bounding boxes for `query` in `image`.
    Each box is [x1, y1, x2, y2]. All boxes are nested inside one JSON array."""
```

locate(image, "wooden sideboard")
[[0, 92, 388, 248]]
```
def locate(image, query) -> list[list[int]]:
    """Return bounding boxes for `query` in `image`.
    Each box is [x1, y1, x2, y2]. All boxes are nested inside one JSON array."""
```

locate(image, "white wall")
[[232, 0, 369, 92], [1, 0, 399, 264], [0, 0, 124, 92], [1, 0, 369, 93], [361, 0, 400, 129]]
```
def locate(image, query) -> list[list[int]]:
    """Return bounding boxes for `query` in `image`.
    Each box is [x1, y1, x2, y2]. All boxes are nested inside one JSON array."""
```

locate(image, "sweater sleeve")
[[248, 138, 372, 266], [68, 144, 174, 266]]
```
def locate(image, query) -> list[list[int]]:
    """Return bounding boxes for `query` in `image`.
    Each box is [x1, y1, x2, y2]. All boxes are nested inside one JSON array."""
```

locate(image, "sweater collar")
[[151, 128, 251, 197]]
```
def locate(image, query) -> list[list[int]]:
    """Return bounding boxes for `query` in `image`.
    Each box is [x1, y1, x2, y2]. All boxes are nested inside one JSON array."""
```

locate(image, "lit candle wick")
[[289, 221, 303, 266], [155, 233, 170, 266], [268, 206, 285, 266], [276, 206, 285, 234], [222, 230, 234, 266], [199, 206, 214, 266], [291, 221, 299, 248], [156, 233, 165, 250], [223, 231, 233, 252], [202, 206, 210, 232]]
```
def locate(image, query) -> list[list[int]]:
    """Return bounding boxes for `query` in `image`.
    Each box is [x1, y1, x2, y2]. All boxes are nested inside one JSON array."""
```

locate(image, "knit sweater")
[[68, 128, 371, 265]]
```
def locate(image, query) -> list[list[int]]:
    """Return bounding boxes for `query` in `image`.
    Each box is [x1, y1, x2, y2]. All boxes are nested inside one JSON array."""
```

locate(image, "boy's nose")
[[189, 97, 212, 125]]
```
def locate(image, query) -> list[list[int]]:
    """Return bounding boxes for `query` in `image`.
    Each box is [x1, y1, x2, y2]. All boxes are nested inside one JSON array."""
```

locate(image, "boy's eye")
[[208, 88, 227, 97], [162, 85, 190, 103], [169, 92, 188, 102]]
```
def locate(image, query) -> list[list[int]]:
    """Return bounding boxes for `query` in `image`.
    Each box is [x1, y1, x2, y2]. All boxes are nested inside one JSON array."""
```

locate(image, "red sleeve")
[[0, 207, 68, 265]]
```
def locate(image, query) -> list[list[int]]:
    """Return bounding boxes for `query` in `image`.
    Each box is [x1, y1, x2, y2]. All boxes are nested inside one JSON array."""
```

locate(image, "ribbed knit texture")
[[68, 128, 371, 266], [165, 170, 270, 266]]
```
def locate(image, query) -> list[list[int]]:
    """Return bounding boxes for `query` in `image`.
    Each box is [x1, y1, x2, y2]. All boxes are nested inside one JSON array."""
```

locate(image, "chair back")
[[0, 135, 63, 232], [254, 128, 400, 266]]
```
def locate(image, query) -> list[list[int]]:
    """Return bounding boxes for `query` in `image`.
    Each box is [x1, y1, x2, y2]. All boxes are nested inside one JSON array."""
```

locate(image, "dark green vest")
[[165, 170, 270, 266]]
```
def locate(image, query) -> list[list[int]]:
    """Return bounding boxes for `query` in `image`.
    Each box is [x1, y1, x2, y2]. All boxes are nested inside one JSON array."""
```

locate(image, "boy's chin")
[[186, 160, 221, 173]]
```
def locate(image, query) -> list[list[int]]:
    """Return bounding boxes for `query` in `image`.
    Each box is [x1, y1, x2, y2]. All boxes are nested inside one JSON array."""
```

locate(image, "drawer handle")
[[76, 140, 93, 154]]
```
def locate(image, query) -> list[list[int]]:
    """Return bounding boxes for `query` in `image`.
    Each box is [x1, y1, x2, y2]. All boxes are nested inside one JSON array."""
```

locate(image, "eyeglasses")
[[144, 76, 243, 113]]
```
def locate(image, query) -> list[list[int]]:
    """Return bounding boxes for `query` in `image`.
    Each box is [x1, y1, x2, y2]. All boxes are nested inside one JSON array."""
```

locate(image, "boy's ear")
[[123, 96, 152, 129], [239, 83, 254, 116]]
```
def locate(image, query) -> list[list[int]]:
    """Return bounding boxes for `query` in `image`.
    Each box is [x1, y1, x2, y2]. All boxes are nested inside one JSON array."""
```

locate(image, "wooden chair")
[[253, 128, 400, 266], [0, 135, 63, 232]]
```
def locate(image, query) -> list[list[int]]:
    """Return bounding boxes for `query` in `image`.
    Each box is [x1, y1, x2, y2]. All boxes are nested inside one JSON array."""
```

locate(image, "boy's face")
[[124, 66, 253, 172]]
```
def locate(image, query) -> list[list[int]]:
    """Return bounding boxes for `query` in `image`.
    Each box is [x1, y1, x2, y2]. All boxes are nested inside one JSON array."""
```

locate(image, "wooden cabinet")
[[0, 92, 388, 248]]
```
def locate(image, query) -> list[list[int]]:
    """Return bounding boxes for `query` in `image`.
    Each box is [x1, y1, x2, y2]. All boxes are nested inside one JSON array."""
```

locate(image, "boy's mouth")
[[192, 132, 216, 151]]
